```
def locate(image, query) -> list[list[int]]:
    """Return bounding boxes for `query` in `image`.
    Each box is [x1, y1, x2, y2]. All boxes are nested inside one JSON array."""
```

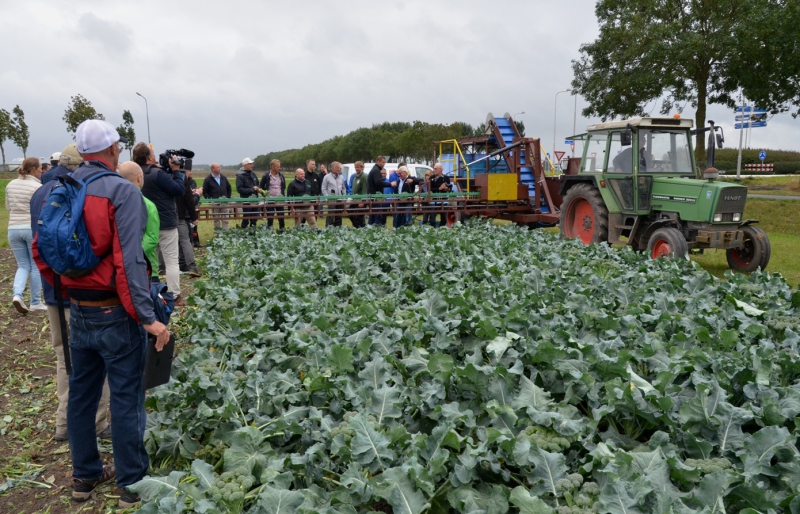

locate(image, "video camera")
[[159, 149, 195, 171]]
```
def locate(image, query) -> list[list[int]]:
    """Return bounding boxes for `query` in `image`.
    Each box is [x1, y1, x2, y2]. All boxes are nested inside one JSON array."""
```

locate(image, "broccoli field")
[[134, 222, 800, 513]]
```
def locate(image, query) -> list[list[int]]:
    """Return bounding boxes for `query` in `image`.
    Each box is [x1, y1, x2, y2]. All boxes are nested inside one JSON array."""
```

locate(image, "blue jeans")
[[68, 304, 149, 487], [8, 228, 42, 304]]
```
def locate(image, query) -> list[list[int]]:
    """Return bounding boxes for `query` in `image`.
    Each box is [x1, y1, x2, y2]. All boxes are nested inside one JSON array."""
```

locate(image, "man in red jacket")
[[33, 119, 169, 509]]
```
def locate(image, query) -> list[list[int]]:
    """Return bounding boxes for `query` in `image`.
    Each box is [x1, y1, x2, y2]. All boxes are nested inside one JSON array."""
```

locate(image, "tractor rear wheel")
[[559, 183, 609, 245], [647, 227, 688, 259], [726, 225, 771, 272]]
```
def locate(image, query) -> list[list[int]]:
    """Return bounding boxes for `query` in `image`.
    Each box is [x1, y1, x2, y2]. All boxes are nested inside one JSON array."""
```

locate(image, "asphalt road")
[[748, 194, 800, 200]]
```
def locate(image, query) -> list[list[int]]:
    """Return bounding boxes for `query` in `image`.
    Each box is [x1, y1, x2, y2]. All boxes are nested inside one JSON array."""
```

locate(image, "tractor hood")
[[650, 178, 748, 223]]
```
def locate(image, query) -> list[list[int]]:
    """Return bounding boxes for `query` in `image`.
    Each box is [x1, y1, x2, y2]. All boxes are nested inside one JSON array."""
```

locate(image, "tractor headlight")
[[732, 213, 742, 222], [713, 213, 723, 222]]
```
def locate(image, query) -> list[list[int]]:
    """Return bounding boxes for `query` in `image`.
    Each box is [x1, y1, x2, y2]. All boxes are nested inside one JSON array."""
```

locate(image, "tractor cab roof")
[[587, 117, 694, 131]]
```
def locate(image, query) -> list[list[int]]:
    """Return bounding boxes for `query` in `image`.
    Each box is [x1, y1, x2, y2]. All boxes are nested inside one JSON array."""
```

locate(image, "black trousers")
[[266, 205, 285, 229]]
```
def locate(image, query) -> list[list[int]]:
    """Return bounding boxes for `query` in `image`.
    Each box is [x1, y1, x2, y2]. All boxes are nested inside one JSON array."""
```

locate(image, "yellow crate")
[[486, 174, 518, 201]]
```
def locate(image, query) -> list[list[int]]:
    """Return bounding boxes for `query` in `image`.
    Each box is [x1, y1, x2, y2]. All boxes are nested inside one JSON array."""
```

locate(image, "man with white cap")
[[33, 119, 169, 509], [236, 157, 261, 228]]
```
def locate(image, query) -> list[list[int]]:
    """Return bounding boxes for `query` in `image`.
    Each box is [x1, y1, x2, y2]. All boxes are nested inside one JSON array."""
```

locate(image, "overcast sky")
[[1, 0, 797, 166]]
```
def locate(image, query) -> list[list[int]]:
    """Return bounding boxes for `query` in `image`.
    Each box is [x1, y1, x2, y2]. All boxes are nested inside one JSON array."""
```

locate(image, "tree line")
[[252, 120, 525, 171], [0, 94, 136, 171]]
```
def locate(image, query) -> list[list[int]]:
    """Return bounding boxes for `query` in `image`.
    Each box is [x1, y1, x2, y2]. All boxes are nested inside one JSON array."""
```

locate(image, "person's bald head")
[[118, 161, 144, 189]]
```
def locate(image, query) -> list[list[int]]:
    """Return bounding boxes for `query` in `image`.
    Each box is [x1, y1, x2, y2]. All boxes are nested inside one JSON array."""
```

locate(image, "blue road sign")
[[735, 113, 768, 122], [759, 150, 767, 161], [736, 106, 767, 114], [735, 121, 767, 129], [564, 140, 574, 145]]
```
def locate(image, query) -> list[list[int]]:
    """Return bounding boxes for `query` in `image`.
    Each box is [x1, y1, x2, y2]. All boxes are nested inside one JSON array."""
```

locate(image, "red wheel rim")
[[566, 197, 595, 244], [651, 239, 672, 258], [446, 212, 456, 228], [730, 237, 755, 267]]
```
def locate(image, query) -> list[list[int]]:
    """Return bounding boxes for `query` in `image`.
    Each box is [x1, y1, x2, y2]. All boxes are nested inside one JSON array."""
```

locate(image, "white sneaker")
[[12, 296, 29, 314], [29, 303, 47, 312]]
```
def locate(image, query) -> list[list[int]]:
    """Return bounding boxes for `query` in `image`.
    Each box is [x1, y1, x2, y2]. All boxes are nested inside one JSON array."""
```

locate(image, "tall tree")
[[10, 105, 29, 158], [117, 110, 136, 159], [63, 94, 105, 137], [571, 0, 800, 159], [0, 109, 10, 172]]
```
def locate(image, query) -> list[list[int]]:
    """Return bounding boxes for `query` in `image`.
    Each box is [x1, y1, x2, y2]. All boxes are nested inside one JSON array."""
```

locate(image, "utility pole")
[[136, 92, 151, 145], [553, 89, 571, 158], [736, 93, 746, 180]]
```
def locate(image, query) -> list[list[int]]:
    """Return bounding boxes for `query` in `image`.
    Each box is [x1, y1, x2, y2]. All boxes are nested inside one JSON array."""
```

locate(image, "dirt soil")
[[0, 247, 203, 514]]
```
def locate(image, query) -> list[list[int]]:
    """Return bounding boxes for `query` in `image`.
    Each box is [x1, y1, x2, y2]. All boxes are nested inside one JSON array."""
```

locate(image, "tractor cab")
[[578, 117, 697, 216]]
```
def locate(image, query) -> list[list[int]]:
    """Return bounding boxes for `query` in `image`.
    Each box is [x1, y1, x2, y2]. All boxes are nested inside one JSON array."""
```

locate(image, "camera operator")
[[134, 142, 185, 306]]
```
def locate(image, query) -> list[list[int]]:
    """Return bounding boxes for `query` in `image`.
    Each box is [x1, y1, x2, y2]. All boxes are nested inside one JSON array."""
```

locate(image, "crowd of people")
[[200, 155, 453, 230], [4, 134, 454, 509]]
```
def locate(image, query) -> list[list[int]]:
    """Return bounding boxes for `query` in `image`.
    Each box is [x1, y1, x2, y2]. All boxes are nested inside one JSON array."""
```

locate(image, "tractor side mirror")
[[620, 130, 632, 147]]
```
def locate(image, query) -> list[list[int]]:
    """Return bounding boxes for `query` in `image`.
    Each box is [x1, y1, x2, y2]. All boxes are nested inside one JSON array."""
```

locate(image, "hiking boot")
[[12, 296, 28, 314], [117, 487, 141, 509], [54, 430, 68, 442], [97, 425, 112, 441], [187, 268, 201, 278], [72, 465, 115, 502], [174, 295, 186, 307]]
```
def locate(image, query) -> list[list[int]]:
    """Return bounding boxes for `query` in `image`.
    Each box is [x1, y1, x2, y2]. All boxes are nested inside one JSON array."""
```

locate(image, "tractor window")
[[607, 132, 632, 174], [582, 131, 608, 173], [639, 129, 694, 174]]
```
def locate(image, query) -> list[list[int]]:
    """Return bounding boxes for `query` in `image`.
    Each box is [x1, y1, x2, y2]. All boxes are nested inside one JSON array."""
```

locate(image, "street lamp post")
[[135, 92, 151, 145], [513, 111, 525, 135], [553, 89, 571, 158]]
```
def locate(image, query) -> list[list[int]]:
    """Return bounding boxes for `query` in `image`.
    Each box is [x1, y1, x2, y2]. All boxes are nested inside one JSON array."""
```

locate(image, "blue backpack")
[[37, 170, 118, 277]]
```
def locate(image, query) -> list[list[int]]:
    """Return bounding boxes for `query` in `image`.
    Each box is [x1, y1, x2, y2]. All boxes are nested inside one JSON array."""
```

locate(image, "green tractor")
[[558, 117, 770, 272]]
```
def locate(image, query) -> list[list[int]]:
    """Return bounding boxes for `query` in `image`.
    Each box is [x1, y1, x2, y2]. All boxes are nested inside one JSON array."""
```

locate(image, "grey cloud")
[[0, 0, 796, 165], [76, 12, 132, 57]]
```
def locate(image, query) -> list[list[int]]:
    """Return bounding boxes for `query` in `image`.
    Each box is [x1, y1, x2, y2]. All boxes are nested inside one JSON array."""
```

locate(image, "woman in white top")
[[6, 157, 44, 313]]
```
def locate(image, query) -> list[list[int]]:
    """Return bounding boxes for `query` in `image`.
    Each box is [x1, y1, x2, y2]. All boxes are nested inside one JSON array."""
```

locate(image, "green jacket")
[[143, 197, 161, 275], [351, 171, 368, 196]]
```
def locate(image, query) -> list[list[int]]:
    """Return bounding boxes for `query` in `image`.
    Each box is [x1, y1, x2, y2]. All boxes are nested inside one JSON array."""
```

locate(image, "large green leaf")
[[128, 471, 186, 501], [529, 447, 568, 498], [509, 486, 556, 513], [375, 467, 429, 514], [223, 426, 269, 475], [252, 485, 305, 514], [349, 413, 394, 472]]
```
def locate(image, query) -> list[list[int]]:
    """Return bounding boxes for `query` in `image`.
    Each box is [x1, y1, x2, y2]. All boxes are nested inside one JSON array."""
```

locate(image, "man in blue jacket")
[[134, 143, 185, 306]]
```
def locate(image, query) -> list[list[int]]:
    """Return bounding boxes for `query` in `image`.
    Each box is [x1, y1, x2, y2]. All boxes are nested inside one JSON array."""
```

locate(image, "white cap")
[[49, 152, 61, 161], [75, 119, 120, 154], [242, 157, 255, 166]]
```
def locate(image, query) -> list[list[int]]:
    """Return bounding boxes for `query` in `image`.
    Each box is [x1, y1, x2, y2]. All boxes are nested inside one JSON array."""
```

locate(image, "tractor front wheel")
[[726, 225, 771, 272], [559, 184, 609, 245], [647, 227, 688, 259]]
